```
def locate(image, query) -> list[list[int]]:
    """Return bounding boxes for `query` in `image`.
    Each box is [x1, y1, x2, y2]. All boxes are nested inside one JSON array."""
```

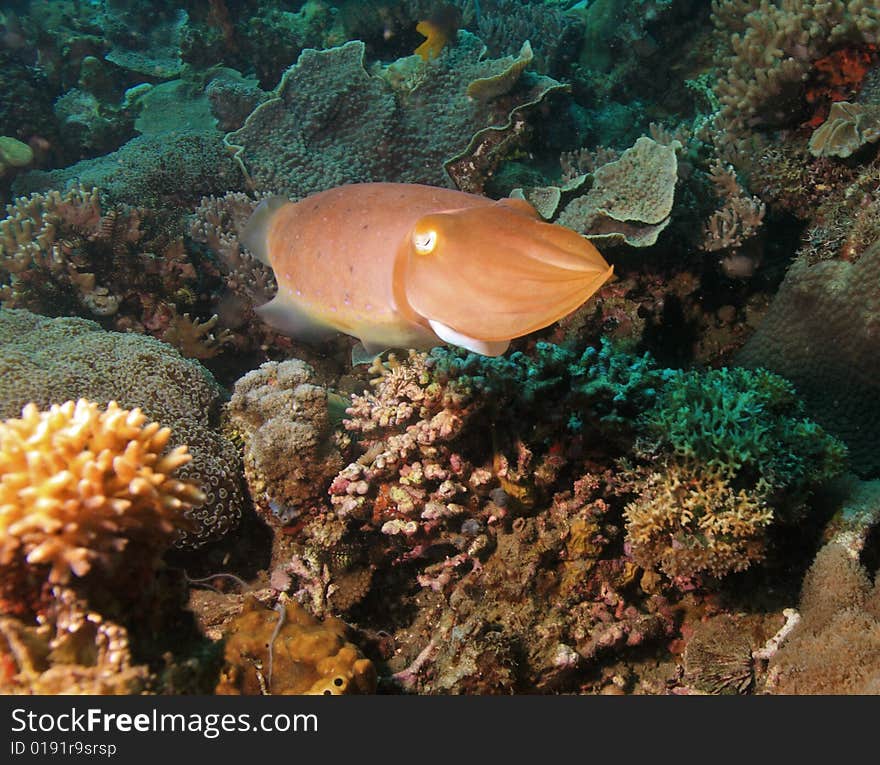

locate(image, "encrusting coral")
[[227, 359, 345, 524], [0, 399, 202, 614]]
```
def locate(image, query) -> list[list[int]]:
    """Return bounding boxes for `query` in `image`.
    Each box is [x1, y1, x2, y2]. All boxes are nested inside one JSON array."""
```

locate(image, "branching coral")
[[700, 160, 766, 253], [0, 400, 202, 596], [0, 185, 235, 361], [623, 366, 847, 580], [711, 0, 880, 145], [0, 308, 245, 549]]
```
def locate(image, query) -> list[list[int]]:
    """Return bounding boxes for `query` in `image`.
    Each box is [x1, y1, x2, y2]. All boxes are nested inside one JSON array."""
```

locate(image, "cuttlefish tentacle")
[[243, 183, 612, 357]]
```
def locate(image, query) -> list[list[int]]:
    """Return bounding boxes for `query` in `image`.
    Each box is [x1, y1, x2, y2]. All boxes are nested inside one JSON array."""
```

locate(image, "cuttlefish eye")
[[412, 229, 438, 254]]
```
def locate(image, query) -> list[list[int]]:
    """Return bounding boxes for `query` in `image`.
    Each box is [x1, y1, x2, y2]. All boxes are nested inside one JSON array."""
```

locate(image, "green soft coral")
[[640, 366, 847, 497]]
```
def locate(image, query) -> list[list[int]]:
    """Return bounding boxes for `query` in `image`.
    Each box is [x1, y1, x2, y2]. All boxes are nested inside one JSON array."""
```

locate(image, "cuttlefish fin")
[[240, 196, 289, 266], [351, 340, 388, 366], [429, 319, 510, 356], [256, 292, 336, 342]]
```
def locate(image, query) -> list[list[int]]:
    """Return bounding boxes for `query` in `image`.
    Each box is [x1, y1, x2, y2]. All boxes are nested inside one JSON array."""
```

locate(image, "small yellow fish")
[[243, 182, 612, 357]]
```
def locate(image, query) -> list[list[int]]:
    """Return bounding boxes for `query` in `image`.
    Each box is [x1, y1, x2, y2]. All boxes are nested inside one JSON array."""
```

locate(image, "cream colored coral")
[[625, 461, 774, 579], [0, 399, 204, 584]]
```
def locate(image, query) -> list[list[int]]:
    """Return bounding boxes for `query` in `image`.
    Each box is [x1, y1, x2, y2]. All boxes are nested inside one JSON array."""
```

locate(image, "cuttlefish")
[[242, 182, 612, 358]]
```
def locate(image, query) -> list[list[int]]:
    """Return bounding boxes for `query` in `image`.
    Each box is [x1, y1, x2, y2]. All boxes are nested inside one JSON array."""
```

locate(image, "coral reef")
[[225, 33, 565, 197], [227, 359, 345, 524], [0, 399, 202, 590], [767, 541, 880, 693], [737, 240, 880, 476], [0, 308, 244, 548], [215, 596, 376, 695]]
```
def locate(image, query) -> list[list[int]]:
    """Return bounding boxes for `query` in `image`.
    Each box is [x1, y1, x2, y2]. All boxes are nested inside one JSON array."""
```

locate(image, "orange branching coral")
[[0, 399, 204, 587]]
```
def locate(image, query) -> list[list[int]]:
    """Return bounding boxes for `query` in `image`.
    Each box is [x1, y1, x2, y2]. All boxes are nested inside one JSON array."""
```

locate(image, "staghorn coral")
[[215, 596, 376, 695], [224, 33, 565, 197], [227, 359, 345, 524], [736, 239, 880, 476], [0, 400, 202, 589], [0, 308, 245, 548]]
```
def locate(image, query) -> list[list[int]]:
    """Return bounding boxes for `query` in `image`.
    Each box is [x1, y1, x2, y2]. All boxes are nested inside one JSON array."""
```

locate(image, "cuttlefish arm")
[[395, 199, 613, 347]]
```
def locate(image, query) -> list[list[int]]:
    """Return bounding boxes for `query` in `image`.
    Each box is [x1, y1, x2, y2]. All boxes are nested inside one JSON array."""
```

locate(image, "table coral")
[[225, 32, 565, 197], [216, 596, 376, 695], [0, 308, 245, 548], [555, 136, 681, 248]]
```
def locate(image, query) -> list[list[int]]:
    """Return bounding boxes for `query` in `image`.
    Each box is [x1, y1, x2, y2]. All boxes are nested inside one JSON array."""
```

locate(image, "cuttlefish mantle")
[[242, 182, 612, 357]]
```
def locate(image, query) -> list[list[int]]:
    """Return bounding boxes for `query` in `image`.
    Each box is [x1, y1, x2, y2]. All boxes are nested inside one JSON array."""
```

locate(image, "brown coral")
[[0, 399, 203, 587], [736, 241, 880, 475], [0, 308, 245, 548], [624, 461, 773, 580], [767, 542, 880, 693]]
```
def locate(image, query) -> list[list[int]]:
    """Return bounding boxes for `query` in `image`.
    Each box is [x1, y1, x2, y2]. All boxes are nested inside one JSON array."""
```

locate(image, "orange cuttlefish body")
[[243, 182, 612, 358]]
